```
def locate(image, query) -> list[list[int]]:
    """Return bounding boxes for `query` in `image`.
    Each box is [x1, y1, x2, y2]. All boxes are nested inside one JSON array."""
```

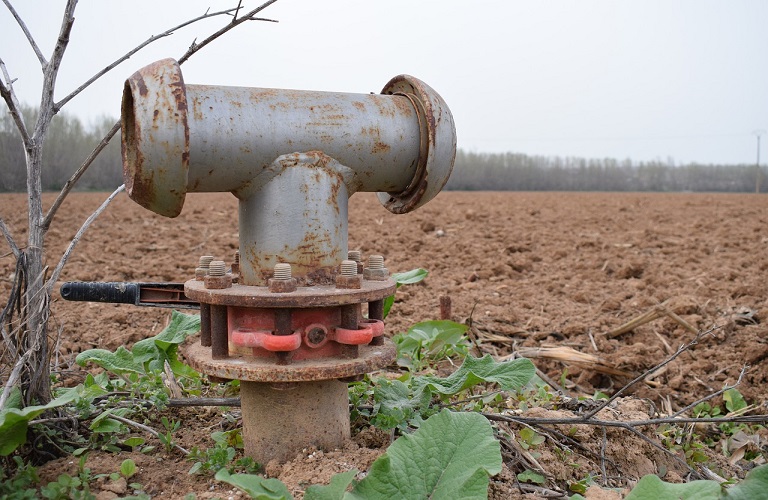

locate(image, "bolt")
[[204, 260, 232, 289], [336, 260, 362, 289], [347, 250, 363, 274], [195, 255, 214, 280], [363, 255, 389, 281], [231, 250, 240, 275], [269, 263, 297, 293]]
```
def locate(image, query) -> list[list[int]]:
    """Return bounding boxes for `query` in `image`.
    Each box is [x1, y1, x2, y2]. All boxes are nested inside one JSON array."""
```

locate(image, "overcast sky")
[[2, 0, 767, 165]]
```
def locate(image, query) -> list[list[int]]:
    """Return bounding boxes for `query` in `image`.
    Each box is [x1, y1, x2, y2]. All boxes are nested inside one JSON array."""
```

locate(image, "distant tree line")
[[1, 105, 765, 193], [0, 104, 122, 192], [447, 150, 766, 192]]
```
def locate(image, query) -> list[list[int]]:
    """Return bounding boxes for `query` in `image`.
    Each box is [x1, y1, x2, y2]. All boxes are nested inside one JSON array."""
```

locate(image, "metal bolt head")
[[269, 263, 297, 293], [195, 255, 215, 281], [231, 250, 240, 275], [204, 260, 232, 289], [205, 274, 232, 289], [336, 260, 363, 289], [364, 255, 389, 281]]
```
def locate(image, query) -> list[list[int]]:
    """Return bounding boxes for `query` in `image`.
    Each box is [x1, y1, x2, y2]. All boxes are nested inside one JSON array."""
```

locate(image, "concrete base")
[[240, 379, 350, 464]]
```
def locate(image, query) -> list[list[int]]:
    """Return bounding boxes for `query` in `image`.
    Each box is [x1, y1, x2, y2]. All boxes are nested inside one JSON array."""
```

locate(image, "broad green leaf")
[[517, 469, 546, 484], [0, 386, 83, 455], [371, 379, 432, 430], [382, 268, 428, 318], [76, 346, 144, 375], [215, 469, 293, 500], [120, 459, 137, 478], [349, 410, 501, 500], [624, 475, 720, 500], [417, 355, 536, 395], [152, 311, 201, 351], [304, 469, 357, 500], [723, 388, 747, 413], [391, 268, 428, 285], [725, 463, 768, 499], [133, 311, 201, 374]]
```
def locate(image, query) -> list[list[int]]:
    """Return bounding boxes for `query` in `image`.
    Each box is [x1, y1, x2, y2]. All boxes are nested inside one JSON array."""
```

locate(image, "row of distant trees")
[[1, 105, 765, 193], [0, 105, 122, 192], [446, 150, 766, 192]]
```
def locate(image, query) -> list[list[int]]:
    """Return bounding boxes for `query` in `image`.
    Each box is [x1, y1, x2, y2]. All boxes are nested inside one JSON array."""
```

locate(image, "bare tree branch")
[[0, 57, 31, 145], [109, 414, 190, 455], [671, 366, 748, 418], [0, 350, 31, 409], [1, 0, 47, 66], [55, 5, 261, 110], [46, 184, 125, 292], [580, 327, 715, 420], [36, 0, 77, 129], [0, 218, 20, 258], [48, 2, 279, 214], [178, 0, 280, 64], [42, 121, 121, 230]]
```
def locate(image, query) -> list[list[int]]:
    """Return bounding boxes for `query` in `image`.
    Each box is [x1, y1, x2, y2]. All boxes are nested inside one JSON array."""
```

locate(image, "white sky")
[[1, 0, 767, 165]]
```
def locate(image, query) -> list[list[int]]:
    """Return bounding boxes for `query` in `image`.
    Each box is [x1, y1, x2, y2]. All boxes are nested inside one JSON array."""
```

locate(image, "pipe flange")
[[184, 339, 396, 382], [378, 75, 457, 214], [121, 58, 190, 217]]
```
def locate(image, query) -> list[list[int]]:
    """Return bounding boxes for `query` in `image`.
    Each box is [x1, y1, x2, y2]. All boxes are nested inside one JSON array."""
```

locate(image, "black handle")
[[60, 282, 141, 305]]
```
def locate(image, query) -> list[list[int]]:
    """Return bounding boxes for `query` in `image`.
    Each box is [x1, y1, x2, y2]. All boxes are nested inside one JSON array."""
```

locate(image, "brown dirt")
[[2, 191, 767, 498]]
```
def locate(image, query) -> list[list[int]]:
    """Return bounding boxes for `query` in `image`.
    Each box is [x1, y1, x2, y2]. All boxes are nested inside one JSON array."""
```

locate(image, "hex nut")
[[204, 274, 233, 289], [268, 277, 297, 293], [363, 267, 389, 281], [335, 274, 363, 289]]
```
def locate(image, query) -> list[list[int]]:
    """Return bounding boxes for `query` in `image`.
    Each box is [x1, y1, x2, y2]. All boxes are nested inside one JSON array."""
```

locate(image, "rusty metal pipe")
[[121, 58, 456, 218], [238, 153, 349, 285]]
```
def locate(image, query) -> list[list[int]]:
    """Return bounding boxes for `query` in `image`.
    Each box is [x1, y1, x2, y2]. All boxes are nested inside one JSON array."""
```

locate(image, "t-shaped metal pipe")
[[121, 58, 455, 284]]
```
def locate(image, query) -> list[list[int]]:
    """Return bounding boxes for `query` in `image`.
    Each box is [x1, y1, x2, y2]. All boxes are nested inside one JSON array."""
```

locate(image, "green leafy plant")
[[625, 463, 768, 499], [76, 311, 201, 381], [0, 456, 40, 499], [157, 416, 180, 453], [517, 427, 545, 450], [370, 354, 535, 431], [393, 320, 469, 371], [216, 410, 502, 500], [0, 384, 103, 456], [382, 268, 428, 319], [189, 429, 259, 476]]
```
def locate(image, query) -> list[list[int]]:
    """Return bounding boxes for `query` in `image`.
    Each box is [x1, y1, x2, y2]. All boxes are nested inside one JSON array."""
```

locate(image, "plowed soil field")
[[1, 191, 767, 498]]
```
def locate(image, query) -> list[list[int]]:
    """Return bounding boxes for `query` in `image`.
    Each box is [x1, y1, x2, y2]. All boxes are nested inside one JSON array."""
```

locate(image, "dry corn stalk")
[[606, 300, 698, 339], [513, 346, 634, 378]]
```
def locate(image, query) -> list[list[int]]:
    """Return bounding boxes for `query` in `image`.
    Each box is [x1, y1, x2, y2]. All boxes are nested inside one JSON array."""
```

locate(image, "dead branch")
[[109, 414, 190, 455], [48, 2, 280, 220], [177, 0, 280, 64], [38, 0, 77, 125], [42, 121, 121, 230], [45, 184, 125, 293], [0, 218, 20, 258], [581, 326, 716, 420], [0, 57, 31, 145], [1, 0, 46, 66], [55, 4, 263, 110], [671, 366, 748, 418]]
